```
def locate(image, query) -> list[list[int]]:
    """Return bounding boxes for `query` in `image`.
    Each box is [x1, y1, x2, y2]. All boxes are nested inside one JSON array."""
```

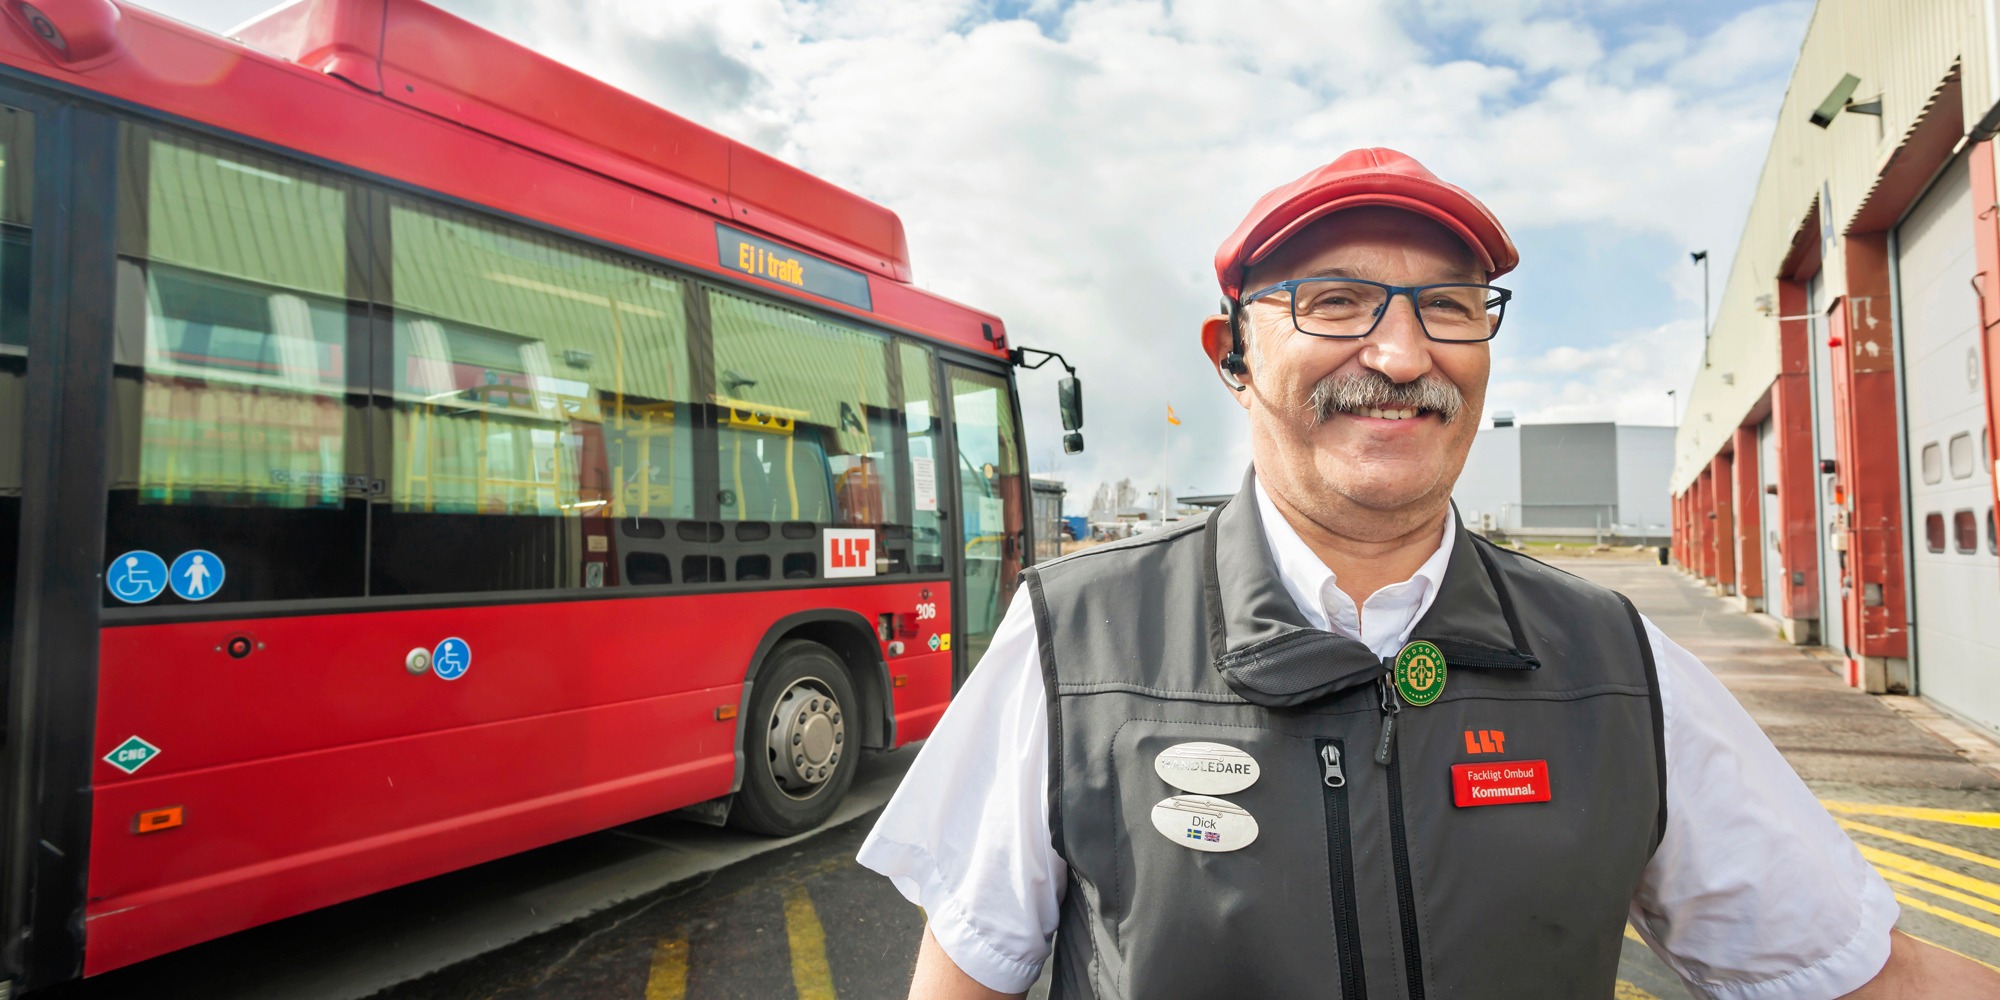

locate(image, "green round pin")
[[1394, 640, 1446, 707]]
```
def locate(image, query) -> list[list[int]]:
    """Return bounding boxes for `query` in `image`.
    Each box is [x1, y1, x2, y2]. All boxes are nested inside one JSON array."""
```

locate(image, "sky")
[[138, 0, 1813, 506]]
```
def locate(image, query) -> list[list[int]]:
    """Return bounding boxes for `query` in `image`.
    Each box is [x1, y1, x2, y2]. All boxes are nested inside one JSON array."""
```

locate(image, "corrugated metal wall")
[[1673, 0, 1992, 491]]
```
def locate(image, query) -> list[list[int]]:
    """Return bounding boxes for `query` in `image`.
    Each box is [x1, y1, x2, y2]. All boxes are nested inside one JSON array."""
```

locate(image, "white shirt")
[[858, 484, 1898, 998]]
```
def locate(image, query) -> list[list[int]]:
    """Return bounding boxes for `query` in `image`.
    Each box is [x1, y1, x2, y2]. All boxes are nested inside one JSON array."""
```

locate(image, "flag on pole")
[[1167, 404, 1181, 426]]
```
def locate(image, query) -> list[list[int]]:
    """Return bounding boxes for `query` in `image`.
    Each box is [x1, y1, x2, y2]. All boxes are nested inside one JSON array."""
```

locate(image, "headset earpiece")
[[1220, 297, 1249, 392]]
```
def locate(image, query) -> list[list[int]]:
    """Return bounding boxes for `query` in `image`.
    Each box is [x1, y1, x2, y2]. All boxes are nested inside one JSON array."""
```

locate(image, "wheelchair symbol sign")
[[433, 637, 471, 681], [107, 551, 168, 604]]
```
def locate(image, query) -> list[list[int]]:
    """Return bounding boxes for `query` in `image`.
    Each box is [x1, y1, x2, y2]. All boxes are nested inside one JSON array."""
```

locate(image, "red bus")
[[0, 0, 1082, 990]]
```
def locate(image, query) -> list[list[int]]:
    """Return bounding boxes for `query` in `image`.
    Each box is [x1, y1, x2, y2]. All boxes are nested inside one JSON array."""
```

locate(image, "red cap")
[[1214, 148, 1518, 300]]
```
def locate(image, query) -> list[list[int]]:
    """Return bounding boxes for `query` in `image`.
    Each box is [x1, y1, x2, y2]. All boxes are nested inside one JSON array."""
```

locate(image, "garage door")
[[1898, 157, 2000, 731], [1758, 416, 1784, 615]]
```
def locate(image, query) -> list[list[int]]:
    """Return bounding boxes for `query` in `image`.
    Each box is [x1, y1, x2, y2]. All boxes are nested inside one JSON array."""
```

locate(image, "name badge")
[[1153, 741, 1260, 795], [1150, 794, 1259, 852], [1451, 759, 1552, 808]]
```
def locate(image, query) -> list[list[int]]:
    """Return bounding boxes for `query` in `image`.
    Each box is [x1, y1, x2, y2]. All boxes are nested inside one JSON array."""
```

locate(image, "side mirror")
[[1064, 432, 1084, 454], [1058, 376, 1083, 432]]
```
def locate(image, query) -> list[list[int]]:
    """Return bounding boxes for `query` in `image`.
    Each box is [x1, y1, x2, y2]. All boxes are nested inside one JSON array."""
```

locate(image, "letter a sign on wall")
[[824, 528, 878, 579]]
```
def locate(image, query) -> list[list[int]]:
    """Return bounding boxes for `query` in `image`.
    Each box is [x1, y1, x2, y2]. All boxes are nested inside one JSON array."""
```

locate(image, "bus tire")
[[730, 639, 861, 836]]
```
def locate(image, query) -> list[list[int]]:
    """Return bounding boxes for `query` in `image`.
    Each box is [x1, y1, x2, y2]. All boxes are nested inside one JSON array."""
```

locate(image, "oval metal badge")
[[1150, 794, 1259, 853], [1153, 741, 1260, 795]]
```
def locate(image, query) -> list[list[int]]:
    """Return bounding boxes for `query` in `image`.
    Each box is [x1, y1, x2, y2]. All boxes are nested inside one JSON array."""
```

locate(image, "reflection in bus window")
[[373, 199, 697, 595], [0, 106, 30, 735], [104, 125, 366, 604], [708, 288, 916, 576]]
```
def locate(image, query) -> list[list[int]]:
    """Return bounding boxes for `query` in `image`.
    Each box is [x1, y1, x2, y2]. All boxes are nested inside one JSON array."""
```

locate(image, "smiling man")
[[857, 149, 2000, 998]]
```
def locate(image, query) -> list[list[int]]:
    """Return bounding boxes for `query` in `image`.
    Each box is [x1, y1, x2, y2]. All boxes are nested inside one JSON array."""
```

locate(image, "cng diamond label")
[[927, 633, 941, 651], [104, 735, 160, 775]]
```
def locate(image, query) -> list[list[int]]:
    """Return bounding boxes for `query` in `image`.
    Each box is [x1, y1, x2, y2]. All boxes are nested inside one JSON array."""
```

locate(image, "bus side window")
[[707, 287, 919, 579], [369, 198, 699, 596], [104, 125, 366, 605]]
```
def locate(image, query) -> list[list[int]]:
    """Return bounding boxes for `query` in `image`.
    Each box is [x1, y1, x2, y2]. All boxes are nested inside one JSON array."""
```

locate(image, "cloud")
[[1476, 18, 1606, 75], [132, 0, 1810, 506]]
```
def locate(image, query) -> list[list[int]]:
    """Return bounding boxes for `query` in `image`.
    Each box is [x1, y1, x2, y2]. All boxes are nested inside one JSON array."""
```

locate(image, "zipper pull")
[[1321, 743, 1346, 788], [1374, 677, 1402, 766]]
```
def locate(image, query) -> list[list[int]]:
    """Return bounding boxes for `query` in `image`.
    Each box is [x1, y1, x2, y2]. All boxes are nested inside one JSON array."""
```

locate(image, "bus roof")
[[229, 0, 912, 283], [0, 0, 1010, 352]]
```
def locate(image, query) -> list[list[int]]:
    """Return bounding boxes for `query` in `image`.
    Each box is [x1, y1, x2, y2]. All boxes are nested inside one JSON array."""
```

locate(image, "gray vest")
[[1023, 477, 1665, 999]]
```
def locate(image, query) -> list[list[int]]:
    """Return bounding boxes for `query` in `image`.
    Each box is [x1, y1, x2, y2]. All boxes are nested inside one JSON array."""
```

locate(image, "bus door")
[[5, 90, 111, 992], [944, 364, 1026, 683]]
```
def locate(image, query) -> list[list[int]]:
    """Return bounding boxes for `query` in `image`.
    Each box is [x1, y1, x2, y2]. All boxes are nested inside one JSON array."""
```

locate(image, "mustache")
[[1305, 371, 1465, 426]]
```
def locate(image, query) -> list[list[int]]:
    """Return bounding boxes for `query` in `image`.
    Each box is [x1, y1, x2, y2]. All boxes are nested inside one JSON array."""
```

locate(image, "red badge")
[[1451, 759, 1551, 808]]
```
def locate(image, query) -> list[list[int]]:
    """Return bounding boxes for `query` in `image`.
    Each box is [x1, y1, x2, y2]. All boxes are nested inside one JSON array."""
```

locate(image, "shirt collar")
[[1251, 477, 1454, 634]]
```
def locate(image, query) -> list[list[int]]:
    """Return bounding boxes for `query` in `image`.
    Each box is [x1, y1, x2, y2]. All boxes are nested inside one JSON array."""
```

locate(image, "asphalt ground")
[[46, 560, 2000, 999]]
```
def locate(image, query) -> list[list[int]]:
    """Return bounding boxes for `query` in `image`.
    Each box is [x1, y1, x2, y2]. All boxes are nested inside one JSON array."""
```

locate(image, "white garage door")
[[1899, 157, 2000, 731], [1758, 417, 1784, 616]]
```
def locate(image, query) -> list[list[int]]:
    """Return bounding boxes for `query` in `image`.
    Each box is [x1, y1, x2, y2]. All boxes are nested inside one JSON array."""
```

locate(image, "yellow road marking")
[[784, 883, 837, 1000], [1858, 844, 2000, 902], [1614, 981, 1659, 999], [1823, 800, 2000, 830], [644, 935, 688, 1000], [1895, 892, 2000, 941], [1877, 867, 2000, 919], [1841, 819, 2000, 874], [1624, 923, 1644, 944]]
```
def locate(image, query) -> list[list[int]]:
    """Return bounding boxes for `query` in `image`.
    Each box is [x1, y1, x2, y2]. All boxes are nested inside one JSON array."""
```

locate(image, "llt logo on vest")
[[823, 528, 877, 579], [1463, 729, 1507, 755], [1451, 759, 1551, 808]]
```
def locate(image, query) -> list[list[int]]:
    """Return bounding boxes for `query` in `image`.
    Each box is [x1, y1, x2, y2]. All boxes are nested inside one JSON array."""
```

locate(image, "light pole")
[[1690, 250, 1710, 367]]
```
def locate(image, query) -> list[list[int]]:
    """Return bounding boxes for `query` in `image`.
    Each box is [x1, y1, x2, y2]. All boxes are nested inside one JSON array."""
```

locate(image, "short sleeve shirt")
[[857, 487, 1898, 997]]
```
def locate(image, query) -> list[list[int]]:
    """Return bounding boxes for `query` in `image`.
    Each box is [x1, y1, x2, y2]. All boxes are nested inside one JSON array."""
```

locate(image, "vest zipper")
[[1378, 679, 1427, 1000], [1317, 739, 1367, 999]]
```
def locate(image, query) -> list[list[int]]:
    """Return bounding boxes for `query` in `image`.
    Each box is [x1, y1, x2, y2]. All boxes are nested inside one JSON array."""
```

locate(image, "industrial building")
[[1455, 416, 1674, 543], [1671, 0, 2000, 732]]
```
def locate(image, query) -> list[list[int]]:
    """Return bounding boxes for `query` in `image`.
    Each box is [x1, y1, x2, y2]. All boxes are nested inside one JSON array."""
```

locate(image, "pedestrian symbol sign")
[[106, 551, 168, 604], [104, 735, 160, 775], [433, 637, 471, 681], [170, 549, 224, 601]]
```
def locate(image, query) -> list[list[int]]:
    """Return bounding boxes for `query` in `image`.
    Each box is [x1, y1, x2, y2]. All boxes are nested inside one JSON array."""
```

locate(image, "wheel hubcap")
[[767, 677, 845, 800]]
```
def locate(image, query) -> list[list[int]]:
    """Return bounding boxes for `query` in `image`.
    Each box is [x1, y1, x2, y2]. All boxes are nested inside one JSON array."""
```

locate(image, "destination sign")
[[716, 224, 873, 311]]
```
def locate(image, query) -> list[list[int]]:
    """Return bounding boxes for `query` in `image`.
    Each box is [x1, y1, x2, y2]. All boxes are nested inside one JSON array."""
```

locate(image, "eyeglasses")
[[1239, 277, 1512, 343]]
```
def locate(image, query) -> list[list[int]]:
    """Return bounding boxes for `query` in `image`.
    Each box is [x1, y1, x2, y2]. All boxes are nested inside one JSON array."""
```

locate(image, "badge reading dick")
[[1153, 742, 1260, 795], [1150, 794, 1259, 853], [1394, 639, 1447, 706], [1451, 759, 1552, 808]]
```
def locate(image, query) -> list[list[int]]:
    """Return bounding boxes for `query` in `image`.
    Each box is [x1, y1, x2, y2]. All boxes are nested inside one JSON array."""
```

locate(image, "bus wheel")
[[730, 639, 860, 836]]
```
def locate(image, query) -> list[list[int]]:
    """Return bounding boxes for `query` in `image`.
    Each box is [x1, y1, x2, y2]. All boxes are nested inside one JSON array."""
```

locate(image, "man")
[[858, 149, 2000, 998]]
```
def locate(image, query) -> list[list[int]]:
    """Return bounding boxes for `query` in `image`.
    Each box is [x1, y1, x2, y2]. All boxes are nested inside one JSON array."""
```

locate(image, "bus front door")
[[944, 364, 1026, 683]]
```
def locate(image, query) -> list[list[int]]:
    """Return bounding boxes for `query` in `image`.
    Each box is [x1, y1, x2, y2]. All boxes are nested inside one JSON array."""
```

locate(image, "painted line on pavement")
[[785, 883, 838, 1000], [1857, 844, 2000, 902], [1896, 892, 2000, 941], [1823, 800, 2000, 830], [1613, 981, 1659, 999], [1623, 924, 1644, 944], [1840, 819, 2000, 874], [644, 935, 689, 1000], [1876, 867, 2000, 920]]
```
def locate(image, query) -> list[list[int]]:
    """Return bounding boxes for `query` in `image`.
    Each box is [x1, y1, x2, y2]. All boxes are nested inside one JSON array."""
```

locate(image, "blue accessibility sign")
[[433, 637, 471, 681], [106, 550, 168, 604], [169, 549, 224, 602]]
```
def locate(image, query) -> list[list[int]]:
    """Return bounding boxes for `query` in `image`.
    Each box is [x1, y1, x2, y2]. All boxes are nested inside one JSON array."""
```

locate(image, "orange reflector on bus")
[[135, 806, 183, 834], [894, 674, 909, 688], [715, 705, 738, 721]]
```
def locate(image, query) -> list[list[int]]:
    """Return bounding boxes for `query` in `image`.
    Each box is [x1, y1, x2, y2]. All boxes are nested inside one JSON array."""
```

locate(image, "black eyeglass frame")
[[1238, 277, 1514, 343]]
